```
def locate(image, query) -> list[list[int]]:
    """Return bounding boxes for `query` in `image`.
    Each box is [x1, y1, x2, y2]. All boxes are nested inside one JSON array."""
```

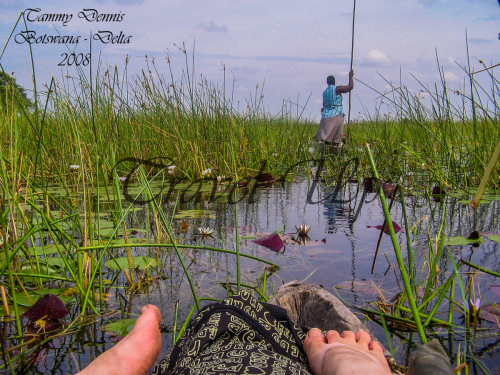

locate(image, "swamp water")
[[3, 178, 500, 374]]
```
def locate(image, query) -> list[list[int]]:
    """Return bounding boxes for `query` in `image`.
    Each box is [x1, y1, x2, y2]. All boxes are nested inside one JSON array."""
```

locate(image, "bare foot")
[[303, 328, 392, 375], [78, 305, 162, 375]]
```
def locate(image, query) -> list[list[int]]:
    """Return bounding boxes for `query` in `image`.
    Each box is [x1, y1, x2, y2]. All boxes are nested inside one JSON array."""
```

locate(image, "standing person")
[[315, 70, 354, 148]]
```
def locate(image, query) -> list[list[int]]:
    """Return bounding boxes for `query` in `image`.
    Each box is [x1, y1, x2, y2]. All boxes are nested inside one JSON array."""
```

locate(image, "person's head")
[[327, 75, 335, 85]]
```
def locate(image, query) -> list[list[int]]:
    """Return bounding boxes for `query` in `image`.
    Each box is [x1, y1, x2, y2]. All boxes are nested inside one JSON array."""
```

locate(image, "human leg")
[[303, 328, 392, 375], [78, 305, 162, 375]]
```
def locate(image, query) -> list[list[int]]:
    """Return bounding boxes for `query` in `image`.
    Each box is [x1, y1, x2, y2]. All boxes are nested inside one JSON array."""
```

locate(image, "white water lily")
[[167, 165, 176, 175], [197, 227, 214, 236], [295, 224, 311, 237], [118, 177, 127, 181], [201, 168, 212, 177], [217, 175, 226, 182], [69, 165, 80, 169]]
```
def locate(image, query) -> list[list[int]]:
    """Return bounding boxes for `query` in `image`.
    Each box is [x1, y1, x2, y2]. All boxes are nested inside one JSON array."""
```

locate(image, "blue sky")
[[0, 0, 499, 121]]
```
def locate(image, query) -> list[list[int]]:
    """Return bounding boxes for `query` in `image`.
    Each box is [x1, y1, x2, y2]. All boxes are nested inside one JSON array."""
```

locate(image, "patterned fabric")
[[322, 85, 343, 118], [151, 291, 312, 375]]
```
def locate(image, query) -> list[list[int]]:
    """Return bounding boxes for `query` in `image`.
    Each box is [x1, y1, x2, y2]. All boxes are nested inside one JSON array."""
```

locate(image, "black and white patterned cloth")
[[151, 290, 312, 375]]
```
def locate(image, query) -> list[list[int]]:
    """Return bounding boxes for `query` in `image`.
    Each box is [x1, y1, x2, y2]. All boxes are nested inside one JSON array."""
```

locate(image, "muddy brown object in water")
[[467, 230, 480, 240], [255, 173, 274, 183], [432, 185, 446, 195], [268, 281, 404, 375]]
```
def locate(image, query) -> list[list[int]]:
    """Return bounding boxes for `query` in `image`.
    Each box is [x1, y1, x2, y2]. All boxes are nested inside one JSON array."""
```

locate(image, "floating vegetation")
[[252, 233, 285, 252], [103, 318, 137, 337], [367, 221, 402, 235], [196, 227, 215, 236], [295, 224, 311, 237]]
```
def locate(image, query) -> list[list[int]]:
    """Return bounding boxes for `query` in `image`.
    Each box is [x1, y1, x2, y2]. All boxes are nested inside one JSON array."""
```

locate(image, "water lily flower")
[[167, 165, 176, 175], [201, 168, 212, 177], [272, 153, 278, 157], [69, 165, 80, 169], [295, 224, 311, 237], [197, 227, 214, 236], [463, 298, 482, 324], [118, 177, 127, 182], [464, 298, 481, 312], [217, 175, 226, 182]]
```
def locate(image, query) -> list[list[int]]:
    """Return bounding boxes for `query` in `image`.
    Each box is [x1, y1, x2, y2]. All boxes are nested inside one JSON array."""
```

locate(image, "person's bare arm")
[[336, 70, 354, 94]]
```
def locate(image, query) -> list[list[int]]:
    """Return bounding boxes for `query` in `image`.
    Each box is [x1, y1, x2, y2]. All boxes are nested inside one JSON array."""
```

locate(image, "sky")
[[0, 0, 499, 121]]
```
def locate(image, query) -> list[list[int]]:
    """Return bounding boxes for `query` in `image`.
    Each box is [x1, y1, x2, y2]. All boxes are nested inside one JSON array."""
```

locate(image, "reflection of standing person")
[[315, 70, 354, 147]]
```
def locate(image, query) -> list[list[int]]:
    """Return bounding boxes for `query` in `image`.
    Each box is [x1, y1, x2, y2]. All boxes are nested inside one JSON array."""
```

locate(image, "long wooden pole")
[[347, 0, 357, 131]]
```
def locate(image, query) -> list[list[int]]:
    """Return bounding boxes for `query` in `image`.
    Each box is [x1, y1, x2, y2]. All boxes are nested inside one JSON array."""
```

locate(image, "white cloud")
[[444, 71, 458, 82], [363, 50, 390, 66]]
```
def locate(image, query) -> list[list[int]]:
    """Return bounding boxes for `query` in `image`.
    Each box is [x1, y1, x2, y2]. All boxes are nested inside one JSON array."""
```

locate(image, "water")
[[5, 178, 500, 374]]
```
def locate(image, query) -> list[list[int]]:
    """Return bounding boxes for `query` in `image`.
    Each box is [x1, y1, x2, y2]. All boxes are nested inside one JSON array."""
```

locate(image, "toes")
[[368, 340, 385, 354], [325, 330, 342, 344], [139, 305, 162, 324], [303, 329, 327, 359], [128, 305, 162, 339], [340, 331, 356, 341], [304, 328, 326, 345], [355, 329, 371, 347]]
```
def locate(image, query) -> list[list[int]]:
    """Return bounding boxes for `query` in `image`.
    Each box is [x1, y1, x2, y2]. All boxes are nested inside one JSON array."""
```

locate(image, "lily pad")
[[174, 210, 215, 219], [487, 235, 500, 243], [490, 285, 500, 298], [305, 248, 341, 256], [42, 257, 74, 268], [335, 280, 381, 296], [252, 233, 284, 252], [14, 289, 74, 307], [104, 256, 158, 270], [97, 221, 116, 229], [98, 228, 123, 237], [0, 305, 28, 321], [111, 238, 146, 245], [367, 221, 402, 235], [480, 303, 500, 323], [103, 318, 136, 336], [27, 245, 60, 256], [20, 262, 61, 283], [21, 294, 68, 321], [444, 236, 484, 246]]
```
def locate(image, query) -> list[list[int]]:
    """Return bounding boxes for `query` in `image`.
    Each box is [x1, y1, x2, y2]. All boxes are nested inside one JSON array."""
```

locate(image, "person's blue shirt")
[[322, 85, 343, 118]]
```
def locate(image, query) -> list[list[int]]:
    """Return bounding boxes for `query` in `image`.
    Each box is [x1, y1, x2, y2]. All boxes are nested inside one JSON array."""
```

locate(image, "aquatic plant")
[[463, 298, 482, 325], [295, 224, 311, 237], [197, 227, 214, 236]]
